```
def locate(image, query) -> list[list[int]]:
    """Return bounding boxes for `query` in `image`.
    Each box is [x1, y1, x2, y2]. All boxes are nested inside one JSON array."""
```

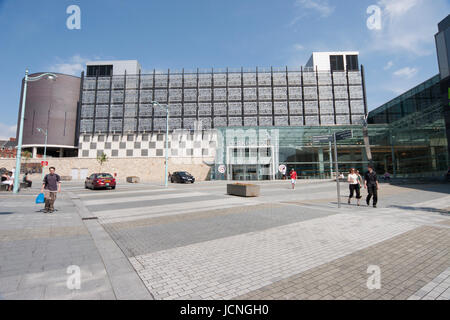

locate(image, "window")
[[87, 65, 113, 77], [98, 135, 105, 142], [113, 135, 120, 142], [330, 55, 344, 71], [346, 55, 359, 71]]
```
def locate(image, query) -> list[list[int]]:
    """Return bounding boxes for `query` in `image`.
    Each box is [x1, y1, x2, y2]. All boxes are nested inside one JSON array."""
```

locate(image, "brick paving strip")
[[129, 212, 423, 300], [236, 225, 450, 300], [408, 267, 450, 300]]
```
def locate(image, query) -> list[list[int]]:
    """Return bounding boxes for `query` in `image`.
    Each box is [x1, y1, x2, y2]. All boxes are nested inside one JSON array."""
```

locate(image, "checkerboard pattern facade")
[[78, 130, 217, 159]]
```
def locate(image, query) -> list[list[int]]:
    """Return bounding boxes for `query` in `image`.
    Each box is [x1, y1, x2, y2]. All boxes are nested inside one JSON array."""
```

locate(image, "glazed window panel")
[[213, 103, 227, 115], [258, 87, 272, 100], [228, 88, 241, 101], [169, 89, 182, 102], [95, 105, 109, 118], [273, 87, 287, 100], [169, 74, 182, 88], [154, 74, 168, 88], [112, 76, 125, 89], [244, 87, 257, 100], [83, 78, 96, 90], [287, 72, 301, 85], [140, 75, 153, 89], [198, 103, 212, 116], [289, 101, 303, 115], [274, 101, 288, 115], [214, 88, 226, 101], [258, 73, 271, 85], [288, 87, 302, 100], [183, 103, 197, 116], [228, 102, 242, 115], [109, 119, 122, 132], [125, 90, 138, 103], [198, 88, 212, 101], [126, 76, 139, 89], [228, 74, 241, 86], [259, 102, 272, 115], [140, 90, 153, 103], [97, 78, 110, 90], [243, 73, 257, 86], [213, 74, 226, 87], [124, 104, 137, 117], [82, 91, 95, 104], [273, 73, 287, 86], [81, 105, 94, 118], [184, 89, 197, 102], [111, 91, 124, 103], [244, 102, 257, 115], [110, 105, 123, 118], [139, 104, 153, 117], [199, 74, 212, 87], [304, 87, 318, 100], [154, 89, 168, 102]]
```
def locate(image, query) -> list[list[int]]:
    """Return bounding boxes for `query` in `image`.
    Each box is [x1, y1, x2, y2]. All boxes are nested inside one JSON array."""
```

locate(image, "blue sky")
[[0, 0, 448, 139]]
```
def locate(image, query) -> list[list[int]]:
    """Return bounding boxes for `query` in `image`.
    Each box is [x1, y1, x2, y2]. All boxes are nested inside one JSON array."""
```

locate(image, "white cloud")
[[393, 67, 418, 79], [383, 61, 394, 70], [367, 0, 450, 56], [0, 123, 16, 140], [295, 0, 334, 18], [293, 44, 305, 51], [47, 55, 90, 76]]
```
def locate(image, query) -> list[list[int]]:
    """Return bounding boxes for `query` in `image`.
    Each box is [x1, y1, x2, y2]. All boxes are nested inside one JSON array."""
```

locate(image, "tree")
[[97, 152, 108, 171]]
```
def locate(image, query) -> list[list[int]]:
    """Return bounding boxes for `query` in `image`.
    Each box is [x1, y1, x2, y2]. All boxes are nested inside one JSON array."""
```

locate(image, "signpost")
[[218, 165, 226, 174], [278, 164, 286, 174], [312, 130, 353, 208]]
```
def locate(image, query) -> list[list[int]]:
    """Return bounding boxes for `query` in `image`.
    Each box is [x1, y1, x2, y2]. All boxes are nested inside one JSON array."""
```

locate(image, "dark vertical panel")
[[286, 66, 291, 125], [136, 69, 142, 132], [121, 71, 127, 134], [331, 69, 337, 124], [316, 66, 321, 125], [151, 69, 156, 132], [271, 67, 275, 126], [106, 74, 112, 134], [346, 69, 352, 124], [181, 68, 185, 129], [256, 67, 260, 126], [75, 71, 84, 146], [31, 110, 36, 136], [92, 69, 99, 135], [196, 68, 200, 122], [361, 65, 369, 116], [211, 68, 214, 128], [301, 66, 306, 126]]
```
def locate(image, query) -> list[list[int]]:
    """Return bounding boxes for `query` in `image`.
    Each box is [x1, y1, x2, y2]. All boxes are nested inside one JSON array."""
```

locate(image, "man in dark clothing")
[[364, 165, 379, 208], [40, 167, 61, 213]]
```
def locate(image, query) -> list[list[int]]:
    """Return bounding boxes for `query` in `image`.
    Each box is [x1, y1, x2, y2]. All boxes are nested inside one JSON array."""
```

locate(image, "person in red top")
[[290, 169, 297, 190]]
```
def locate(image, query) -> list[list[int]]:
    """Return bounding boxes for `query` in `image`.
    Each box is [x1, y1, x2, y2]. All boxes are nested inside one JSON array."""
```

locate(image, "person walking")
[[364, 165, 379, 208], [290, 169, 297, 190], [40, 167, 61, 213], [347, 168, 362, 206]]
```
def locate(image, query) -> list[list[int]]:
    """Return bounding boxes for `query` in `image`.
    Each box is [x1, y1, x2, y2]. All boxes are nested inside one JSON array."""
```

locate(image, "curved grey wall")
[[17, 72, 81, 147]]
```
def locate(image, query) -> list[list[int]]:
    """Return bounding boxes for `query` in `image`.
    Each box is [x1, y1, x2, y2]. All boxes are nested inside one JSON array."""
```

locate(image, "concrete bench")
[[126, 176, 140, 183]]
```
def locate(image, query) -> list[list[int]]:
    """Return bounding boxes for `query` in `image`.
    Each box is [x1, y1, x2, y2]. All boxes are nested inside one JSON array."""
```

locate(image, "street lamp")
[[152, 101, 169, 188], [13, 70, 57, 194], [36, 128, 48, 180]]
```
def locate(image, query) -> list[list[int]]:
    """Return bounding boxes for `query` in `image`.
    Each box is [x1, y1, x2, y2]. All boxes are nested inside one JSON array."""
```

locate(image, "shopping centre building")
[[11, 15, 450, 181]]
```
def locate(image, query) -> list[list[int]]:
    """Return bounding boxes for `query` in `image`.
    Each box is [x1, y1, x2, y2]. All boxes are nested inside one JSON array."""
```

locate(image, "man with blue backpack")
[[40, 167, 61, 213]]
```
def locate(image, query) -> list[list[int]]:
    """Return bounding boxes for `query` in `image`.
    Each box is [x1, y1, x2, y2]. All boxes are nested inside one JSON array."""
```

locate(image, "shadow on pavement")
[[0, 212, 14, 215], [388, 205, 450, 216], [387, 183, 450, 195]]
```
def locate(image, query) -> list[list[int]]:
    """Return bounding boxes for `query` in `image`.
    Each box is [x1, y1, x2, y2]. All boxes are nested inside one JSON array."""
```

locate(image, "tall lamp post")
[[36, 128, 48, 180], [13, 70, 57, 194], [152, 101, 169, 188]]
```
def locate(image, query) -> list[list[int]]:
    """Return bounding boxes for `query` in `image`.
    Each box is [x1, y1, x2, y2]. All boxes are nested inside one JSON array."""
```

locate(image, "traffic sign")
[[312, 135, 333, 143], [335, 130, 353, 141], [41, 161, 48, 167], [218, 165, 226, 174], [278, 164, 287, 174]]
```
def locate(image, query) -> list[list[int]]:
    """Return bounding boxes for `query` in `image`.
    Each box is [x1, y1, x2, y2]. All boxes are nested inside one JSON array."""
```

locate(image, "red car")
[[85, 173, 116, 190]]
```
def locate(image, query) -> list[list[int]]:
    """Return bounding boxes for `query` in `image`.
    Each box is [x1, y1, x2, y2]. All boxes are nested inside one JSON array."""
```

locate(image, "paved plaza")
[[0, 179, 449, 300]]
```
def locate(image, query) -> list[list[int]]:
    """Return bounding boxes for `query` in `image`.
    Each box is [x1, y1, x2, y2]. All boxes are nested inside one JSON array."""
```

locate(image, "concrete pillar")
[[32, 147, 37, 159], [318, 148, 325, 178], [59, 148, 64, 158], [430, 147, 437, 171]]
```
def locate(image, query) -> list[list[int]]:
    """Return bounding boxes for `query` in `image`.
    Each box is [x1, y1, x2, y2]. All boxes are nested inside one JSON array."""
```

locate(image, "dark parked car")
[[170, 171, 195, 184], [85, 173, 116, 190]]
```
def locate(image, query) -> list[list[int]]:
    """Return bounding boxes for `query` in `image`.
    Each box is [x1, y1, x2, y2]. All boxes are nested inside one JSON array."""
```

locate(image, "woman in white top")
[[347, 168, 362, 206]]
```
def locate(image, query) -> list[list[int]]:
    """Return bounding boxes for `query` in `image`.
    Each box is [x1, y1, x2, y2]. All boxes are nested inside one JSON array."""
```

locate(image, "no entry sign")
[[41, 161, 48, 167]]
